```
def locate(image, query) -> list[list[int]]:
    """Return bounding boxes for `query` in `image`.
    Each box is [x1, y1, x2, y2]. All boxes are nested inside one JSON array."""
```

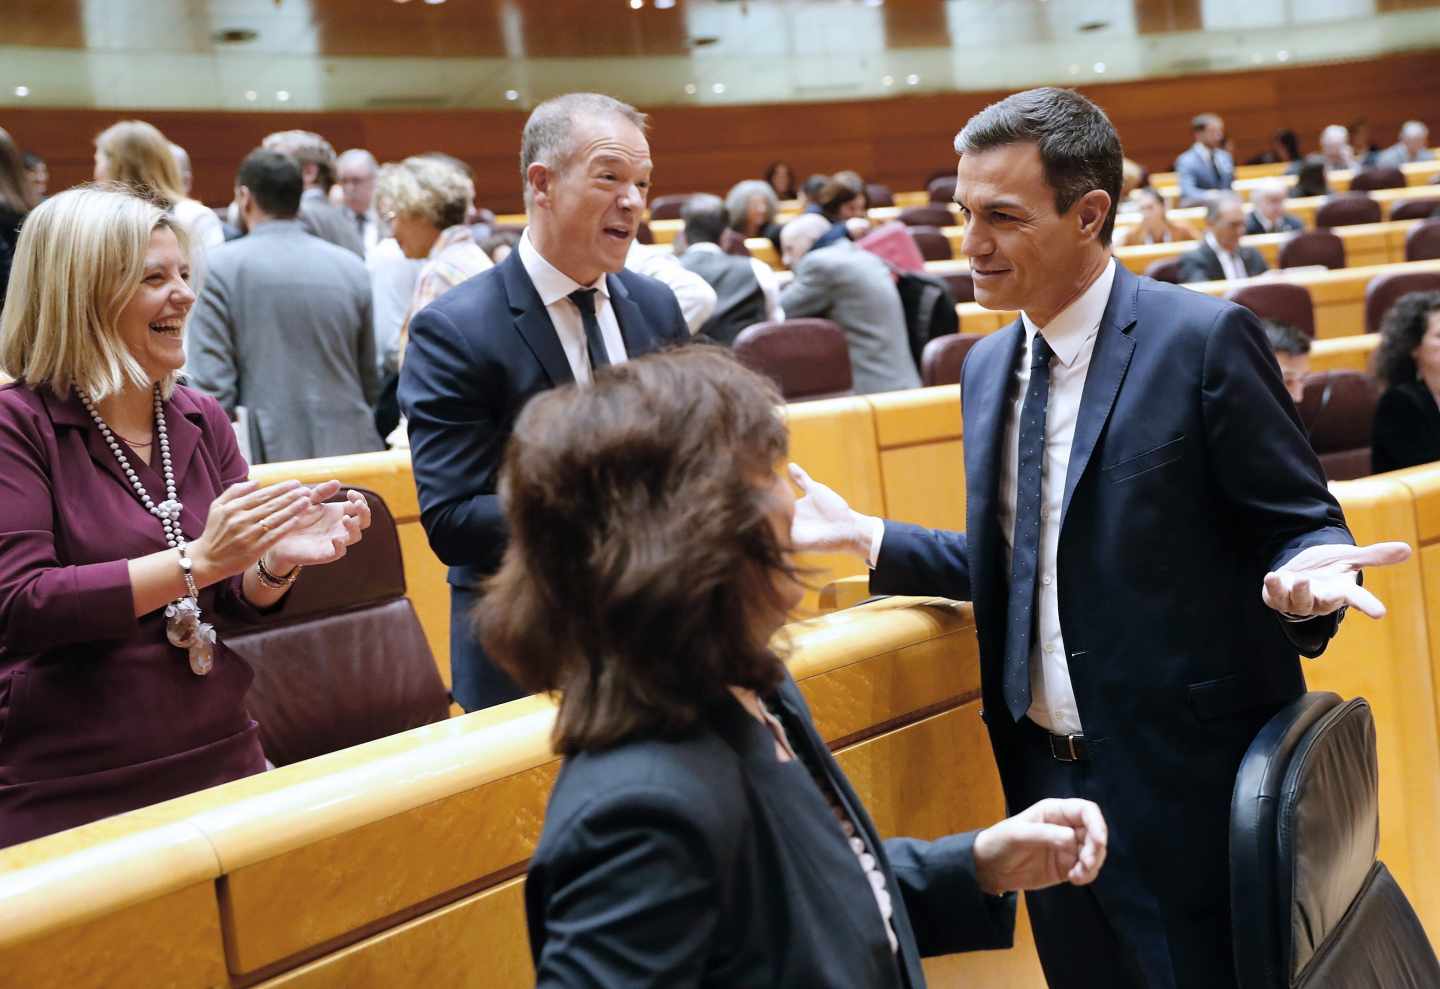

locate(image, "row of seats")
[[3, 456, 1438, 987]]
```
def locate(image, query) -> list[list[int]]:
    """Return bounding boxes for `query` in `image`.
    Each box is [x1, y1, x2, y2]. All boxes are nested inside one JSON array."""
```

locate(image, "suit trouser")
[[449, 585, 527, 713], [1006, 718, 1239, 989]]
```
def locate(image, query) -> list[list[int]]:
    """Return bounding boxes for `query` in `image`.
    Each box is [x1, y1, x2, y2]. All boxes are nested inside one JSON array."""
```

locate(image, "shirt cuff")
[[865, 515, 885, 569]]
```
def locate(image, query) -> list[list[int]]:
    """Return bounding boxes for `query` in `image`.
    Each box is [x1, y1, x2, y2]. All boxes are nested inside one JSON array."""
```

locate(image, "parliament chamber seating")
[[646, 193, 691, 220], [940, 270, 975, 304], [1405, 219, 1440, 262], [1349, 165, 1410, 192], [898, 204, 954, 228], [865, 183, 895, 208], [1226, 281, 1317, 337], [1230, 693, 1440, 988], [926, 175, 957, 205], [220, 488, 451, 767], [719, 227, 752, 256], [1315, 193, 1383, 229], [920, 332, 984, 387], [733, 318, 854, 402], [1145, 256, 1183, 283], [634, 220, 653, 245], [1364, 268, 1440, 333], [1296, 370, 1379, 481], [1390, 198, 1440, 222], [1278, 228, 1346, 270], [908, 224, 954, 261]]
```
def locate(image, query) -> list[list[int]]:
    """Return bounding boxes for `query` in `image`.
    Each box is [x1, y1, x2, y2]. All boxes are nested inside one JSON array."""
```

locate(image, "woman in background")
[[94, 120, 224, 255], [485, 347, 1107, 987], [764, 160, 797, 200], [1371, 290, 1440, 473], [0, 127, 39, 315]]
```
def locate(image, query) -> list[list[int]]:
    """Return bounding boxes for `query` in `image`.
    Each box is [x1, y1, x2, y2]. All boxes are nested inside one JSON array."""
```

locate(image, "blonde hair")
[[95, 120, 187, 210], [0, 185, 190, 401], [376, 156, 475, 231]]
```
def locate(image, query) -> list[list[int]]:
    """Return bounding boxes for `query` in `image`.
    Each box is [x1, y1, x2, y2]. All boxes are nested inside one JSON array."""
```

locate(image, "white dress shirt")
[[683, 241, 786, 323], [626, 240, 718, 333], [867, 259, 1116, 735], [1205, 232, 1248, 281], [518, 229, 629, 384]]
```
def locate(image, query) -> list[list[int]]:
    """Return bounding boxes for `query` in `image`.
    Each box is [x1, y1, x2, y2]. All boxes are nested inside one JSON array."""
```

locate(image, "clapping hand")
[[266, 485, 372, 571], [1262, 541, 1411, 619], [972, 798, 1108, 895]]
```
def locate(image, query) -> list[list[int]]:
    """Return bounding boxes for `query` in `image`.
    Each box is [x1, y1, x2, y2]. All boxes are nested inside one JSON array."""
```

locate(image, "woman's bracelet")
[[255, 553, 301, 589]]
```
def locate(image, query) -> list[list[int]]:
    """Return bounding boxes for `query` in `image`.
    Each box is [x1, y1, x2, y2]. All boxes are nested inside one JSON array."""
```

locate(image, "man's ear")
[[1076, 189, 1112, 240], [527, 163, 552, 209], [235, 186, 251, 213]]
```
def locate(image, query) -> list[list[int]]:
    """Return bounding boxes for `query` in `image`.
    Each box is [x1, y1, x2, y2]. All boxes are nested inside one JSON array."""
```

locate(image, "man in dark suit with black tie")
[[789, 87, 1410, 988], [1178, 194, 1270, 283], [399, 92, 690, 711]]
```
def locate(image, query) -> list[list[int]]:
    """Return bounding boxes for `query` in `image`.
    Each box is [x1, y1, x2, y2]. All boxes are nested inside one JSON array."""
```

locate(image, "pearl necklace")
[[80, 385, 215, 676]]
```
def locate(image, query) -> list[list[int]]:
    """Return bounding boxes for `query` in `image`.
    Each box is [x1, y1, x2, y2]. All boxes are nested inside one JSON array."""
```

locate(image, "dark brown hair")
[[1373, 290, 1440, 387], [479, 347, 794, 755]]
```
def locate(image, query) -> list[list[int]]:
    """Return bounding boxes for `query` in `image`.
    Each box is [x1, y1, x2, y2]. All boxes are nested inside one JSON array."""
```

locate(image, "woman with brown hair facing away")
[[483, 347, 1108, 987]]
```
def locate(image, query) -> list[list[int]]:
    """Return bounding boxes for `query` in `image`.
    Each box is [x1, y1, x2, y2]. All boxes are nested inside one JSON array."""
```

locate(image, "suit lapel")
[[500, 251, 575, 387], [1060, 265, 1138, 526], [606, 272, 653, 359], [963, 321, 1025, 601]]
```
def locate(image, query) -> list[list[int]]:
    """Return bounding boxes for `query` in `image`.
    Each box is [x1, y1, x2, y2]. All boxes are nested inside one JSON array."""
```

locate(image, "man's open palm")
[[1263, 541, 1411, 619]]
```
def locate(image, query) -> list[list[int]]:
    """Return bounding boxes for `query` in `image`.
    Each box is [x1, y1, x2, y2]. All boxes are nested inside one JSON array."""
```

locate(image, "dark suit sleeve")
[[870, 521, 972, 601], [1177, 250, 1213, 284], [533, 787, 722, 988], [1200, 304, 1353, 654], [1244, 247, 1269, 276], [884, 832, 1016, 956], [397, 304, 508, 569], [1370, 386, 1432, 473]]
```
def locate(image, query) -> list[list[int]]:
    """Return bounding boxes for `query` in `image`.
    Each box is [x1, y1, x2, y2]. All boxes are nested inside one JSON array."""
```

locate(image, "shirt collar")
[[429, 224, 476, 260], [518, 228, 609, 307], [1020, 258, 1115, 368], [1204, 232, 1234, 259], [687, 241, 724, 255], [1192, 142, 1212, 158]]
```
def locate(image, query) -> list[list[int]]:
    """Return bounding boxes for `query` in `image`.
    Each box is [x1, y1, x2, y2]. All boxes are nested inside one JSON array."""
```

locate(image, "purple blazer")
[[0, 382, 270, 848]]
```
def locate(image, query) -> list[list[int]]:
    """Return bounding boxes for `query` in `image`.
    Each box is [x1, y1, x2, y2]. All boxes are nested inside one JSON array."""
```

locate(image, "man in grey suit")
[[188, 149, 383, 464], [778, 213, 921, 395], [1174, 112, 1234, 208], [262, 130, 365, 258]]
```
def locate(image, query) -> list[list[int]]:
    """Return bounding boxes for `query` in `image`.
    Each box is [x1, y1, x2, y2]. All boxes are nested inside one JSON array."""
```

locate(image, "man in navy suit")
[[1175, 112, 1235, 207], [399, 93, 690, 711], [789, 88, 1410, 988]]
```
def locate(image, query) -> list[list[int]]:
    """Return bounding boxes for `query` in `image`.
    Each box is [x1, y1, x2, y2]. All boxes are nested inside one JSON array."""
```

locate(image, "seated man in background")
[[778, 212, 921, 395], [1263, 319, 1312, 404], [188, 150, 382, 464], [1115, 187, 1197, 246], [678, 193, 783, 345], [1178, 193, 1268, 283], [1376, 120, 1433, 168], [1315, 124, 1359, 173], [1174, 112, 1233, 207], [1245, 181, 1303, 235]]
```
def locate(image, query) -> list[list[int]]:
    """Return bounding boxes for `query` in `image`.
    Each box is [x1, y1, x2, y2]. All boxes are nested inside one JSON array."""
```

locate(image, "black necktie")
[[355, 211, 367, 238], [1209, 150, 1223, 186], [568, 288, 611, 374], [1003, 333, 1054, 722]]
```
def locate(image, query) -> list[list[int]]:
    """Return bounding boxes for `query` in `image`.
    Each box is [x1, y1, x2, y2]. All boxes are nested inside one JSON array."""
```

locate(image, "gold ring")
[[259, 516, 272, 531]]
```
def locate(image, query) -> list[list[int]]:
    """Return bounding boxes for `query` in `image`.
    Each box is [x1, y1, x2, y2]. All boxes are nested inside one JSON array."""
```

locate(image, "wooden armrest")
[[817, 574, 874, 612]]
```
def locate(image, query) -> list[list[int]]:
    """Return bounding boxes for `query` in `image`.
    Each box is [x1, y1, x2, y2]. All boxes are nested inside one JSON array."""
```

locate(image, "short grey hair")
[[780, 213, 830, 266], [723, 180, 777, 232], [1252, 179, 1287, 203], [520, 93, 648, 209], [1400, 120, 1429, 140], [338, 148, 379, 174], [681, 193, 727, 246], [376, 155, 475, 231], [953, 87, 1124, 246], [1205, 192, 1244, 225], [1319, 124, 1349, 149]]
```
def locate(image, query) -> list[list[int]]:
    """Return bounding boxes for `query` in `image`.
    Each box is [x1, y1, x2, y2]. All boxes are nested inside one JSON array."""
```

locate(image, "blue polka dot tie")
[[1003, 333, 1054, 722]]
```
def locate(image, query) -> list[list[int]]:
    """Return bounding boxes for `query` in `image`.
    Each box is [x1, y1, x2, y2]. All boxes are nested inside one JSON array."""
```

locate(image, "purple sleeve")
[[0, 399, 139, 652]]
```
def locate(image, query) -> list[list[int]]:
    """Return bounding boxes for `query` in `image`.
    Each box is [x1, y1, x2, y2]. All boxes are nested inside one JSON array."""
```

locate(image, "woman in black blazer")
[[481, 348, 1107, 988], [1371, 291, 1440, 473]]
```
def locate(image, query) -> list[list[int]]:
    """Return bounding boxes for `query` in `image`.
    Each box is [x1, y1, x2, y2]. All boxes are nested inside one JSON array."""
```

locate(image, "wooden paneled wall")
[[4, 50, 1439, 213]]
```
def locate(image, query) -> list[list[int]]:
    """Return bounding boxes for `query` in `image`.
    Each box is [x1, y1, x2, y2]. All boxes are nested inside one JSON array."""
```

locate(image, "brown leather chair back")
[[648, 194, 693, 221], [1278, 229, 1346, 270], [1404, 219, 1440, 262], [1297, 371, 1378, 480], [1226, 282, 1316, 338], [1145, 257, 1184, 284], [865, 184, 895, 208], [219, 489, 450, 767], [1388, 199, 1440, 222], [734, 318, 854, 402], [899, 205, 954, 228], [1348, 167, 1407, 192], [941, 271, 975, 304], [927, 176, 957, 205], [920, 333, 985, 387], [1314, 193, 1381, 228], [1364, 270, 1440, 333], [908, 225, 954, 261], [720, 228, 753, 257], [636, 221, 654, 246]]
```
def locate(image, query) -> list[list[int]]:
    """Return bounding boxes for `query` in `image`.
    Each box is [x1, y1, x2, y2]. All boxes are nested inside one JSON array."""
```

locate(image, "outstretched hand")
[[1262, 541, 1411, 619], [972, 798, 1108, 895], [266, 486, 372, 571], [788, 463, 873, 558]]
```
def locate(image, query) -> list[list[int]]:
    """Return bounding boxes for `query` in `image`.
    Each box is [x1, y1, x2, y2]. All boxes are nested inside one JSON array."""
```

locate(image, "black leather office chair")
[[1230, 692, 1440, 988]]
